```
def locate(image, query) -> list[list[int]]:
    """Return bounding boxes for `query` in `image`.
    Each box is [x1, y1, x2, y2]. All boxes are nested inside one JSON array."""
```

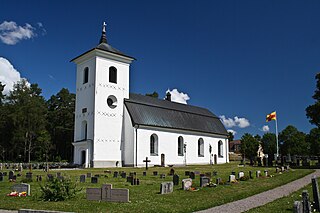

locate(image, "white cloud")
[[219, 115, 250, 128], [0, 21, 42, 45], [0, 57, 28, 94], [261, 125, 270, 132], [166, 88, 190, 104], [227, 129, 237, 135]]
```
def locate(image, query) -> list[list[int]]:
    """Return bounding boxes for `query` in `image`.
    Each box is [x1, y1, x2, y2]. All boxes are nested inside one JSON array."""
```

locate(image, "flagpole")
[[275, 111, 279, 157]]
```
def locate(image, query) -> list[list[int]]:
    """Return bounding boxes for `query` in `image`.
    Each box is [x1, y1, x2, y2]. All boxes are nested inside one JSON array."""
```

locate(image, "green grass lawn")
[[246, 178, 320, 213], [0, 162, 314, 213]]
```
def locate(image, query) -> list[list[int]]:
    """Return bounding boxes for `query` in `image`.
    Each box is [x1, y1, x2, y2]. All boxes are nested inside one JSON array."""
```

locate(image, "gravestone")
[[249, 171, 253, 179], [185, 171, 190, 176], [231, 171, 236, 176], [213, 171, 217, 176], [113, 171, 118, 178], [238, 171, 244, 179], [131, 178, 140, 185], [80, 175, 86, 183], [47, 174, 53, 181], [264, 170, 268, 177], [302, 190, 311, 213], [9, 171, 14, 180], [285, 165, 290, 170], [169, 168, 175, 176], [127, 176, 133, 183], [56, 172, 61, 177], [173, 174, 179, 186], [86, 188, 102, 201], [26, 172, 32, 180], [189, 172, 195, 180], [121, 172, 126, 178], [101, 184, 129, 202], [312, 177, 320, 211], [12, 175, 17, 181], [160, 174, 166, 179], [256, 170, 261, 178], [36, 175, 42, 182], [281, 166, 285, 172], [143, 172, 146, 176], [12, 183, 30, 196], [194, 171, 200, 175], [293, 201, 303, 213], [229, 175, 236, 182], [216, 177, 222, 185], [143, 157, 151, 170], [91, 177, 98, 184], [200, 176, 210, 187], [160, 182, 173, 194], [0, 172, 3, 182], [87, 173, 92, 178], [276, 167, 280, 173], [182, 178, 192, 190], [153, 171, 158, 176]]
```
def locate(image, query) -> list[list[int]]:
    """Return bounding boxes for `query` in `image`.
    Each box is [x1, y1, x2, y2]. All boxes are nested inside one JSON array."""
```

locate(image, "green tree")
[[47, 88, 75, 161], [306, 73, 320, 128], [145, 91, 159, 98], [306, 128, 320, 156], [6, 79, 49, 162], [228, 132, 234, 142], [279, 125, 308, 156], [261, 133, 277, 155], [240, 133, 260, 164]]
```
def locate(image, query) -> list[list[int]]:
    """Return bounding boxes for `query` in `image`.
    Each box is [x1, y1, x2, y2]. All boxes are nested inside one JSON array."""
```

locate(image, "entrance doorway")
[[161, 154, 165, 167], [81, 150, 86, 165], [214, 154, 217, 164]]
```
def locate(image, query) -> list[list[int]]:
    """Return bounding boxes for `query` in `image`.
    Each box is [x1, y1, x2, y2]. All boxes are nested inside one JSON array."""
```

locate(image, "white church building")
[[72, 23, 229, 168]]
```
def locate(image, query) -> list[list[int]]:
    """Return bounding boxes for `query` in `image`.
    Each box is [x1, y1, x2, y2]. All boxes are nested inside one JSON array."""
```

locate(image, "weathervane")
[[102, 21, 106, 33]]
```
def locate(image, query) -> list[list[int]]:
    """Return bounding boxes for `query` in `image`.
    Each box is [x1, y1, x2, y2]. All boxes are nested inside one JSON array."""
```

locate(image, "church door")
[[214, 154, 217, 164], [81, 150, 86, 165], [161, 154, 165, 167]]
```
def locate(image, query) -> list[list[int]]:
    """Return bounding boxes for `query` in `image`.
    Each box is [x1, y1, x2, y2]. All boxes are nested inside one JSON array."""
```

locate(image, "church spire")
[[99, 22, 107, 44]]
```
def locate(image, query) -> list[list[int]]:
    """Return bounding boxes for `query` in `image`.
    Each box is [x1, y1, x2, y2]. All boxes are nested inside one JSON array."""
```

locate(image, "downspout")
[[135, 125, 139, 167]]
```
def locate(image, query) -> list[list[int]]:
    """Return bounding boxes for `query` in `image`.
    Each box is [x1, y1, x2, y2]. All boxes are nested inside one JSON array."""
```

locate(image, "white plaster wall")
[[92, 56, 130, 167], [122, 106, 135, 166], [135, 126, 228, 167]]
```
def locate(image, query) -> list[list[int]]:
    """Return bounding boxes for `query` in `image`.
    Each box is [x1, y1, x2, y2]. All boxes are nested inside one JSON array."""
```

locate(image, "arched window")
[[83, 67, 89, 84], [150, 134, 158, 156], [218, 140, 223, 157], [81, 120, 88, 140], [178, 136, 184, 156], [198, 138, 204, 157], [109, 66, 117, 83]]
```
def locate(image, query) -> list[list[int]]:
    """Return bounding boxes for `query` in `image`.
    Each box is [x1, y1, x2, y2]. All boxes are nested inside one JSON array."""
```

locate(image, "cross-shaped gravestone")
[[143, 157, 151, 170]]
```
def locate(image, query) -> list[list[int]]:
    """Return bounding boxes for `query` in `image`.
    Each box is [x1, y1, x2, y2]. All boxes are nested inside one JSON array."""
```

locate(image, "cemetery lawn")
[[0, 162, 314, 213], [246, 179, 320, 213]]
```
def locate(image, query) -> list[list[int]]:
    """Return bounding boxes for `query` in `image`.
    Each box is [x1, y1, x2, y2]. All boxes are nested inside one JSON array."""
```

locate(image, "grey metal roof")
[[124, 93, 228, 136]]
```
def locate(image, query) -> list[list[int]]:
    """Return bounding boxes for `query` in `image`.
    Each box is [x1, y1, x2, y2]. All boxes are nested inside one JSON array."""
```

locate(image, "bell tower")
[[72, 22, 135, 168]]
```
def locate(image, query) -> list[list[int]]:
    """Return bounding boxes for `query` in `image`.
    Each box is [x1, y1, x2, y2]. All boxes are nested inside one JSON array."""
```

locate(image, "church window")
[[198, 138, 204, 157], [82, 108, 87, 113], [150, 134, 158, 156], [178, 136, 184, 156], [109, 66, 117, 83], [83, 67, 89, 84], [107, 95, 117, 109], [81, 120, 88, 140], [218, 140, 223, 157]]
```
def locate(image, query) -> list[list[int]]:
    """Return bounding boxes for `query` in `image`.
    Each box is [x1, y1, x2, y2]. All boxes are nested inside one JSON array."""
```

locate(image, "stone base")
[[93, 160, 122, 168]]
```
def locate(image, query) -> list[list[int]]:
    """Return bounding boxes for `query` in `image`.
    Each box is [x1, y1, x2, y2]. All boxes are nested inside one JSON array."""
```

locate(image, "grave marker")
[[91, 177, 98, 184], [160, 174, 166, 179], [302, 190, 311, 213], [169, 168, 175, 176], [100, 184, 129, 202], [113, 171, 118, 178], [249, 171, 253, 179], [256, 170, 261, 178], [189, 172, 195, 180], [12, 183, 30, 196], [143, 157, 151, 170], [86, 188, 102, 201], [182, 178, 192, 190], [229, 175, 236, 182], [80, 175, 86, 183], [9, 171, 14, 180], [143, 172, 147, 176], [200, 176, 210, 187], [173, 174, 179, 186], [238, 171, 244, 179], [26, 172, 32, 180], [293, 200, 303, 213], [185, 171, 190, 176], [153, 171, 158, 176], [87, 173, 92, 178], [160, 182, 173, 194]]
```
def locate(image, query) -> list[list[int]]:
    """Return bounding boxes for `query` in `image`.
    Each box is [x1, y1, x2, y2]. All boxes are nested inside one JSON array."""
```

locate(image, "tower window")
[[178, 136, 184, 156], [198, 138, 204, 157], [82, 108, 87, 113], [150, 134, 158, 156], [83, 67, 89, 84], [109, 66, 117, 83], [81, 120, 88, 140], [107, 95, 117, 109]]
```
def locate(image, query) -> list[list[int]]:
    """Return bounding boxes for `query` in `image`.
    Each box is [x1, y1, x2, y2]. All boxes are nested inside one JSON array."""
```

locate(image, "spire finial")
[[99, 21, 107, 44]]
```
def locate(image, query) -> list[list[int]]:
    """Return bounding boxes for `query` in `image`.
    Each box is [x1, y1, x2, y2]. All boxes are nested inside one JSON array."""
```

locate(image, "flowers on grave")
[[207, 182, 217, 187], [188, 187, 199, 191], [230, 179, 238, 184], [239, 176, 249, 181], [7, 191, 27, 197]]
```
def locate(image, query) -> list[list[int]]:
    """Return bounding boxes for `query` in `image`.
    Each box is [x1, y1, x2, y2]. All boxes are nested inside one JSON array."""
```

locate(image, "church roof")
[[124, 93, 228, 136]]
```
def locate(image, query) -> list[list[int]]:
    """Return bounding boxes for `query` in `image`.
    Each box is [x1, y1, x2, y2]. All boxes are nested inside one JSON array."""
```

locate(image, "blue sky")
[[0, 0, 319, 139]]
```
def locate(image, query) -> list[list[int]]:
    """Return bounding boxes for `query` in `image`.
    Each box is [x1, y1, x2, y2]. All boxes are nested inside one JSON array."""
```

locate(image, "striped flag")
[[266, 111, 276, 122]]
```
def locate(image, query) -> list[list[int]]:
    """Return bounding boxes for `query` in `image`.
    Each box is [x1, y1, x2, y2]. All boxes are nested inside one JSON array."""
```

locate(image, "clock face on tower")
[[107, 95, 117, 109]]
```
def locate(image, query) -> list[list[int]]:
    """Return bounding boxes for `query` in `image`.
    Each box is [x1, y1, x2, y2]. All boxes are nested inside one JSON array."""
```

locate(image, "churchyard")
[[0, 162, 314, 212]]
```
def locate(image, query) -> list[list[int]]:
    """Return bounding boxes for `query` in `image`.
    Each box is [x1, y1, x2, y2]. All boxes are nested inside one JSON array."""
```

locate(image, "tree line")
[[239, 73, 320, 161], [0, 79, 75, 163]]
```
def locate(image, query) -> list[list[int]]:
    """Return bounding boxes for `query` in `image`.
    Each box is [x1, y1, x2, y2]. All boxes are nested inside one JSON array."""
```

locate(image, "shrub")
[[39, 177, 81, 201]]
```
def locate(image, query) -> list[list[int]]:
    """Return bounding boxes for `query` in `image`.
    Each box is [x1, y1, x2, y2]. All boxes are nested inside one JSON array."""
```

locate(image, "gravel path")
[[197, 169, 320, 213]]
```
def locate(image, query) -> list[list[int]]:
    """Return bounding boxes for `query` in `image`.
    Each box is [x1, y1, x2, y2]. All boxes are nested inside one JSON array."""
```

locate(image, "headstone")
[[56, 172, 61, 177], [113, 171, 118, 178], [264, 170, 268, 177], [185, 171, 190, 176], [200, 176, 210, 187], [189, 172, 195, 180], [12, 183, 30, 196], [302, 190, 311, 213], [143, 172, 146, 176], [26, 172, 32, 180], [12, 175, 17, 181], [173, 174, 179, 186], [153, 171, 158, 176], [0, 172, 3, 181], [87, 173, 92, 178], [121, 172, 126, 178], [256, 170, 261, 178], [101, 184, 129, 202], [194, 171, 200, 175], [9, 171, 14, 180], [312, 177, 320, 211], [91, 177, 98, 184], [131, 178, 140, 185], [213, 171, 217, 176], [160, 174, 166, 179], [80, 175, 86, 183], [36, 175, 42, 182], [160, 182, 173, 194], [285, 165, 290, 170], [276, 167, 280, 173], [231, 171, 236, 176], [127, 176, 133, 183], [249, 171, 253, 179], [238, 171, 244, 179], [86, 188, 102, 201], [182, 178, 192, 190], [293, 201, 303, 213], [281, 166, 285, 172], [47, 174, 54, 181], [143, 157, 151, 170], [216, 177, 222, 185], [169, 168, 175, 176], [229, 175, 236, 182]]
